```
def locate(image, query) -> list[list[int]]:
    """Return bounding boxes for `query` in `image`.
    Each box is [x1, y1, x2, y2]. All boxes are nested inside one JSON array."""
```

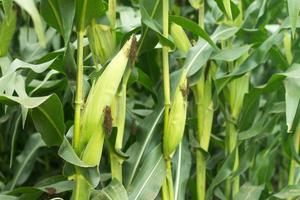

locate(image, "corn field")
[[1, 0, 300, 199]]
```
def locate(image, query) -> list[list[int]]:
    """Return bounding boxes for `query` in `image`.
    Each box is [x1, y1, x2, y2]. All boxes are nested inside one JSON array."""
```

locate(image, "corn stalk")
[[188, 2, 215, 200], [72, 0, 88, 198], [288, 124, 300, 200], [161, 0, 173, 199], [286, 29, 298, 200], [224, 1, 247, 198]]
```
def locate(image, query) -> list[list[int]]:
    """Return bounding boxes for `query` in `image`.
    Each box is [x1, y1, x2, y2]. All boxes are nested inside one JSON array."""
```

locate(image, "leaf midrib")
[[185, 27, 237, 73], [127, 107, 164, 186], [36, 106, 63, 141], [132, 155, 163, 200], [10, 138, 43, 189]]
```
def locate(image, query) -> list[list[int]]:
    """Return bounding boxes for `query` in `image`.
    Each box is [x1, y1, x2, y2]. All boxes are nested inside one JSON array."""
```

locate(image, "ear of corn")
[[170, 23, 191, 54], [165, 23, 190, 159], [163, 75, 188, 158], [79, 37, 133, 166], [193, 65, 215, 151], [225, 73, 249, 119], [87, 20, 116, 68]]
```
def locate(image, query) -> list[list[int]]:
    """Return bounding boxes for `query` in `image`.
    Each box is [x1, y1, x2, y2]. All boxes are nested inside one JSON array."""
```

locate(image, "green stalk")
[[72, 171, 91, 200], [194, 68, 213, 200], [73, 31, 84, 154], [236, 0, 243, 26], [198, 1, 204, 29], [166, 159, 174, 200], [225, 70, 247, 199], [162, 0, 171, 125], [224, 2, 247, 197], [193, 2, 214, 200], [162, 179, 169, 200], [108, 0, 116, 29], [285, 28, 295, 200], [162, 0, 172, 199], [72, 0, 90, 198], [225, 121, 239, 199], [72, 30, 90, 200], [288, 124, 300, 200]]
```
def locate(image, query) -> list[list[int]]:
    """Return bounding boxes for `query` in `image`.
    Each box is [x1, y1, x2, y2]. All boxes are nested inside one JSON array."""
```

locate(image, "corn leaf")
[[233, 183, 264, 200], [124, 106, 164, 187], [14, 0, 46, 47], [0, 9, 16, 56], [127, 144, 166, 200], [91, 179, 128, 200], [184, 25, 238, 76], [10, 133, 45, 189], [223, 0, 232, 20], [40, 0, 75, 43], [273, 185, 300, 199], [75, 0, 106, 30], [287, 0, 300, 37], [31, 94, 65, 147], [174, 139, 192, 200]]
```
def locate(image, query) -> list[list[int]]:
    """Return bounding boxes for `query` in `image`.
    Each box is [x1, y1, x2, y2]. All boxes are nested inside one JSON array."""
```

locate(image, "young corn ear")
[[225, 73, 249, 119], [170, 23, 191, 54], [163, 76, 188, 158], [193, 65, 215, 151], [79, 37, 134, 166], [87, 20, 116, 68]]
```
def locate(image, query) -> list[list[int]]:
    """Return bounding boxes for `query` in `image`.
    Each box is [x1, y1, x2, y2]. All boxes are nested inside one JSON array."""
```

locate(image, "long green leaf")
[[40, 0, 75, 42], [206, 149, 237, 199], [10, 133, 45, 189], [174, 139, 192, 200], [14, 0, 46, 46], [0, 195, 18, 200], [233, 183, 264, 200], [0, 8, 16, 56], [124, 106, 164, 187], [75, 0, 105, 30], [273, 185, 300, 199], [58, 137, 94, 167], [287, 0, 300, 37], [91, 179, 128, 200], [211, 45, 251, 62], [128, 144, 166, 200], [31, 94, 65, 147], [183, 25, 238, 76]]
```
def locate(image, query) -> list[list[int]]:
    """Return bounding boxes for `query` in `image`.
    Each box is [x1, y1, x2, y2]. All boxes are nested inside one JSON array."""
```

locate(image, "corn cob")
[[163, 75, 188, 158], [87, 20, 116, 68], [170, 23, 191, 54], [79, 36, 134, 166]]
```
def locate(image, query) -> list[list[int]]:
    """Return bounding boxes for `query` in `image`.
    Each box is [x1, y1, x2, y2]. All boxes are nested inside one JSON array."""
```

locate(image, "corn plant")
[[2, 0, 300, 200]]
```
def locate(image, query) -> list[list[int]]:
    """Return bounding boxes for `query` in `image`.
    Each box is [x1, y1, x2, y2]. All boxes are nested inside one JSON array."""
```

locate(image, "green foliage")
[[1, 0, 300, 199]]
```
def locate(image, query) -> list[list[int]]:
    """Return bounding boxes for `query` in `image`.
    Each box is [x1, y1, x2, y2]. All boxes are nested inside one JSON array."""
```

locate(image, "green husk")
[[87, 20, 116, 68], [170, 23, 191, 54], [79, 37, 133, 166], [163, 75, 188, 158]]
